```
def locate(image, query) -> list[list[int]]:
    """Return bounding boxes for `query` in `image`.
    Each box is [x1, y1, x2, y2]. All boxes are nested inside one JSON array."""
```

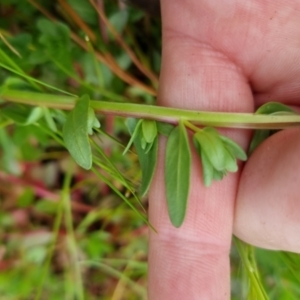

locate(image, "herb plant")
[[0, 1, 300, 299]]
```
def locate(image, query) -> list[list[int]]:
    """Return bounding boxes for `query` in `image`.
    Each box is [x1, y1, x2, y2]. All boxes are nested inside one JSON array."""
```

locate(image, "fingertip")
[[234, 128, 300, 251]]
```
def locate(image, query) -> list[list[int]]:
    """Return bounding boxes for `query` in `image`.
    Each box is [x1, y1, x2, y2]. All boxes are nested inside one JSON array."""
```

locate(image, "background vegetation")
[[0, 0, 299, 299]]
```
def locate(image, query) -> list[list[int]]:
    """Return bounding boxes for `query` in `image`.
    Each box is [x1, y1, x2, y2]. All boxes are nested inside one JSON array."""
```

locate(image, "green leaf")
[[248, 102, 298, 156], [1, 104, 43, 125], [193, 137, 214, 187], [213, 169, 226, 181], [140, 135, 147, 150], [108, 10, 129, 37], [126, 118, 158, 197], [0, 128, 20, 174], [37, 19, 74, 73], [165, 121, 191, 227], [248, 130, 271, 155], [0, 34, 34, 71], [219, 135, 247, 161], [223, 149, 238, 172], [17, 188, 34, 208], [144, 139, 154, 154], [67, 0, 98, 25], [0, 104, 29, 124], [142, 120, 157, 144], [87, 107, 101, 135], [26, 107, 44, 124], [137, 134, 158, 197], [42, 107, 57, 132], [194, 129, 226, 171], [255, 102, 296, 115], [62, 94, 92, 170], [35, 199, 58, 214], [279, 252, 300, 284], [124, 118, 143, 155], [157, 122, 174, 136], [2, 77, 35, 91]]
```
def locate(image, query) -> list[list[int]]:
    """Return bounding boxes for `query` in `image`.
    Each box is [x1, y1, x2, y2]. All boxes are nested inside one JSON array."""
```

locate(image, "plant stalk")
[[2, 89, 300, 129]]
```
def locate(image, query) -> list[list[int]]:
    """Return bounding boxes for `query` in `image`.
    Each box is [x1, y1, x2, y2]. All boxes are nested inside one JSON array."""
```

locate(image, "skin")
[[148, 1, 300, 299]]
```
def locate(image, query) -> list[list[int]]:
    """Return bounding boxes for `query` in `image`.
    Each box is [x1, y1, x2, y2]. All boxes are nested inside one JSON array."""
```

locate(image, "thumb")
[[148, 1, 254, 299], [234, 128, 300, 252]]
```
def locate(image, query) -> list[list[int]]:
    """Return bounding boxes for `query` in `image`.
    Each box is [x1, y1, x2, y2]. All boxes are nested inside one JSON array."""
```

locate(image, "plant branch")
[[2, 89, 300, 129]]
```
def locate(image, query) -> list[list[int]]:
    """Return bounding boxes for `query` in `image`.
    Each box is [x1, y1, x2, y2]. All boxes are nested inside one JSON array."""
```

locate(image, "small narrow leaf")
[[213, 169, 226, 181], [42, 107, 57, 132], [165, 121, 191, 227], [124, 118, 142, 155], [248, 130, 271, 155], [142, 120, 157, 144], [62, 94, 92, 170], [136, 134, 158, 197], [126, 118, 139, 135], [194, 130, 226, 171], [255, 102, 296, 115], [140, 136, 147, 150], [87, 107, 100, 135], [157, 122, 174, 136], [193, 137, 214, 187], [202, 127, 220, 136], [144, 139, 154, 154], [126, 118, 158, 197], [248, 102, 298, 156], [219, 135, 247, 161], [223, 150, 238, 172], [1, 104, 40, 125], [26, 106, 43, 124]]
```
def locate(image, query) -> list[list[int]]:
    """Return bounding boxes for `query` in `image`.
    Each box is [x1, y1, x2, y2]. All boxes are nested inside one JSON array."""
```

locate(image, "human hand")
[[148, 1, 300, 299]]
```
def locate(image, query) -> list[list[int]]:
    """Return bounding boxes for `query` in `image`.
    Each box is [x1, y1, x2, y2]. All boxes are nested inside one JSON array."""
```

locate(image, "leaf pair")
[[126, 119, 189, 227], [126, 120, 246, 228], [193, 127, 247, 187], [124, 119, 175, 198], [125, 118, 159, 197]]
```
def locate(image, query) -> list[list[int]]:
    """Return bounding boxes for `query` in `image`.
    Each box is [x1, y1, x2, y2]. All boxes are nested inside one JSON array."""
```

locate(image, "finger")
[[234, 128, 300, 252], [148, 1, 253, 299]]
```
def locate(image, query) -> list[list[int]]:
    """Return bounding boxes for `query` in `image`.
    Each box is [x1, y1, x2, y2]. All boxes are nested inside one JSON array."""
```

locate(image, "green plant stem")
[[234, 237, 269, 300], [3, 89, 300, 129], [183, 120, 202, 133], [62, 162, 85, 300], [79, 260, 147, 299], [34, 185, 64, 300]]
